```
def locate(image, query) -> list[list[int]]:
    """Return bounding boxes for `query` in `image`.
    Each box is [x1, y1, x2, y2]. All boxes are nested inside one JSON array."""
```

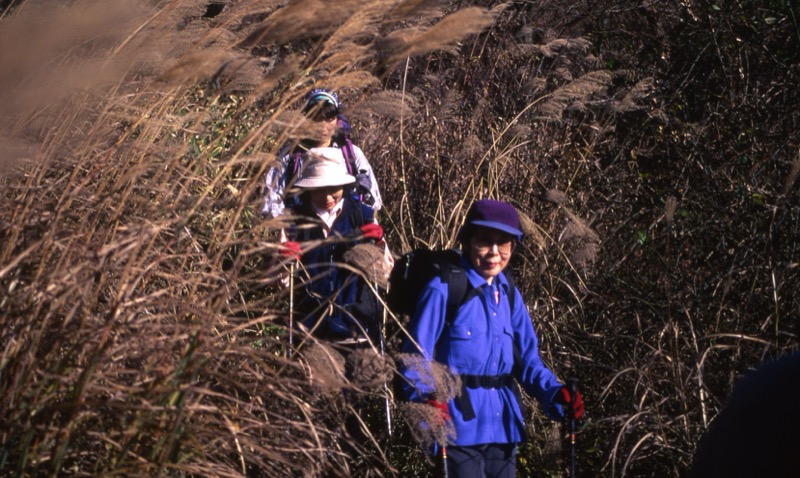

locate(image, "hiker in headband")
[[399, 199, 585, 478], [263, 88, 383, 219]]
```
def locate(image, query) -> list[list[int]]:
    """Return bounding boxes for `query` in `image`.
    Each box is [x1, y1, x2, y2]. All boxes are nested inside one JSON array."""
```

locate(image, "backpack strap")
[[285, 151, 303, 181], [341, 138, 358, 176], [506, 274, 517, 314], [440, 266, 473, 326]]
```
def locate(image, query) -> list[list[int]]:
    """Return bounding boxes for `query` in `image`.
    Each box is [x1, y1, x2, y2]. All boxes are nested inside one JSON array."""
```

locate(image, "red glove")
[[360, 223, 384, 243], [555, 386, 585, 419], [427, 399, 451, 423], [280, 241, 302, 261]]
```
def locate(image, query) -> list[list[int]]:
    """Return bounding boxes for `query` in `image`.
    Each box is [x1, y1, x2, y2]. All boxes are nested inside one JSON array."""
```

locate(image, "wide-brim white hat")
[[294, 147, 356, 189]]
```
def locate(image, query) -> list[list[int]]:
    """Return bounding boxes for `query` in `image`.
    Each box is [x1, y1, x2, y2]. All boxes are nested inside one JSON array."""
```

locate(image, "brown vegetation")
[[1, 0, 798, 476]]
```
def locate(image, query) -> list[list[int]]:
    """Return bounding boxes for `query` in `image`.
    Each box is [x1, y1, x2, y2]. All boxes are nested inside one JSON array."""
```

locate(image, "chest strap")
[[461, 374, 514, 389], [456, 374, 522, 421]]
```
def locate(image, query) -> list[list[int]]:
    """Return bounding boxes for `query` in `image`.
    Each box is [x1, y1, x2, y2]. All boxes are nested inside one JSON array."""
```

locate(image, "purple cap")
[[460, 199, 523, 240]]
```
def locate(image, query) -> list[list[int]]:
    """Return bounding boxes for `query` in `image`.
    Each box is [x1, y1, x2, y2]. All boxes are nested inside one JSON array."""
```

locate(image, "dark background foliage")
[[0, 0, 798, 476]]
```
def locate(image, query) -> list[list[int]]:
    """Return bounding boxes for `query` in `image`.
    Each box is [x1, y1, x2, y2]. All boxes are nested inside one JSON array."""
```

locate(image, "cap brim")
[[468, 220, 523, 239]]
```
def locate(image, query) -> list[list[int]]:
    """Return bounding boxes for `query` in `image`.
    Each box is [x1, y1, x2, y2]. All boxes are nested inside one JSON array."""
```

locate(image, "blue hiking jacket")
[[401, 257, 564, 446]]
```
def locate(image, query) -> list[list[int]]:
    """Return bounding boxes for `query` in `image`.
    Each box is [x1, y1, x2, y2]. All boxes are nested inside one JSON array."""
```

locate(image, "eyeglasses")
[[472, 232, 514, 255]]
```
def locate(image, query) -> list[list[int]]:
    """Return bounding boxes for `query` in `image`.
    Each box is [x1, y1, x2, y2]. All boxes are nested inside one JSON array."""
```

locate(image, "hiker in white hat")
[[278, 146, 394, 473], [281, 146, 392, 340]]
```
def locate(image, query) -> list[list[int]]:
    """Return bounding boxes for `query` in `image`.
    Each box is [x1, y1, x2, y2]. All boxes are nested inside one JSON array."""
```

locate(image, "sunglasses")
[[306, 103, 339, 122]]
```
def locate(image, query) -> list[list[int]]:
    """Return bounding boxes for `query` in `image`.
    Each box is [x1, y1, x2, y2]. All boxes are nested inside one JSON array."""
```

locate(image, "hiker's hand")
[[555, 386, 584, 419], [360, 223, 384, 243], [280, 241, 302, 262], [427, 399, 451, 423]]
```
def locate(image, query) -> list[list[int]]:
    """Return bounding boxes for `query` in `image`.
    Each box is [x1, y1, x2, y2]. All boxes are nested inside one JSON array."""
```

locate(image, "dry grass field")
[[1, 0, 798, 476]]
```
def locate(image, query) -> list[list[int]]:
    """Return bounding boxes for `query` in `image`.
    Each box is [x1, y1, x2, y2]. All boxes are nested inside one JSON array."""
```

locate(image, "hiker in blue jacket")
[[281, 147, 391, 343], [263, 88, 383, 219], [401, 199, 585, 478]]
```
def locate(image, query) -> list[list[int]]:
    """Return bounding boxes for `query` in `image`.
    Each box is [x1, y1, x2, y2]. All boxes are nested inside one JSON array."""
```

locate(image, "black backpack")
[[386, 248, 516, 325]]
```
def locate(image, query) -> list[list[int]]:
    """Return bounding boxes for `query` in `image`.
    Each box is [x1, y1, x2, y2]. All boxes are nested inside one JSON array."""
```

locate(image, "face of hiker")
[[308, 186, 344, 211], [468, 227, 514, 281], [307, 102, 339, 146]]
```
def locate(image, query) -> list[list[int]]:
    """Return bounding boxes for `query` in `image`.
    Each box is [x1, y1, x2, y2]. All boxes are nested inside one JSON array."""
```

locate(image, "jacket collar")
[[460, 254, 510, 293]]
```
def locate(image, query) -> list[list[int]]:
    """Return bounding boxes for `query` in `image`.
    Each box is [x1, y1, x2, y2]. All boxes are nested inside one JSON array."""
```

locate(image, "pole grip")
[[566, 376, 579, 395]]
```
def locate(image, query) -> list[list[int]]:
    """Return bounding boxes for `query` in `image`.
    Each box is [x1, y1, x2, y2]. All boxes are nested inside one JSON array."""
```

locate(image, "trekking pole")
[[380, 305, 392, 436], [373, 261, 392, 437], [441, 445, 449, 478], [566, 376, 580, 478], [287, 262, 295, 358]]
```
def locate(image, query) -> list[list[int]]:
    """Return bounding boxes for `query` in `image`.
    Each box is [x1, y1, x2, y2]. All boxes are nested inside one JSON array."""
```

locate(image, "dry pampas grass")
[[377, 6, 500, 70], [400, 400, 457, 450], [665, 196, 677, 225], [351, 90, 419, 121], [544, 188, 568, 205], [342, 243, 390, 289], [537, 70, 614, 120], [304, 341, 348, 392], [348, 347, 394, 390], [395, 353, 460, 404], [395, 353, 461, 449], [0, 137, 35, 178], [241, 0, 363, 45], [784, 154, 800, 195], [386, 0, 451, 20], [561, 209, 599, 243], [518, 210, 548, 250]]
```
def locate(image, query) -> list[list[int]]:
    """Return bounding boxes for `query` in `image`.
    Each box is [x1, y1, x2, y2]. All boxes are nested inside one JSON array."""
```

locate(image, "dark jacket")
[[288, 196, 378, 340]]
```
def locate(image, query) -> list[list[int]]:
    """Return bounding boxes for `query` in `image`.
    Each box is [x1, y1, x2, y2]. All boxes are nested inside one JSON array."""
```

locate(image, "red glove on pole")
[[280, 241, 302, 261], [427, 399, 451, 423], [360, 223, 384, 243], [427, 399, 451, 478], [559, 378, 582, 478], [555, 386, 585, 419]]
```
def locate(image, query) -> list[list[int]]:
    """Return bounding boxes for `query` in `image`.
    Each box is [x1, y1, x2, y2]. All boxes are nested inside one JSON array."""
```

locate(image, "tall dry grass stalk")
[[0, 0, 503, 476]]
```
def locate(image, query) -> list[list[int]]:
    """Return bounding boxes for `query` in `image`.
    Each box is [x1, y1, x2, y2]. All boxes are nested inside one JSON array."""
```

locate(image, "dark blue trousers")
[[442, 443, 516, 478]]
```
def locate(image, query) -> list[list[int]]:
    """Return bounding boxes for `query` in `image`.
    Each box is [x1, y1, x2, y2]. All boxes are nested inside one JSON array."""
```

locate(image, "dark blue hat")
[[459, 199, 523, 240]]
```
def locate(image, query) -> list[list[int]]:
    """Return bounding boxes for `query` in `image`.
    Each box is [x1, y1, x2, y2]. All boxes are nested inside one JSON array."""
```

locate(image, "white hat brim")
[[295, 174, 355, 189]]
